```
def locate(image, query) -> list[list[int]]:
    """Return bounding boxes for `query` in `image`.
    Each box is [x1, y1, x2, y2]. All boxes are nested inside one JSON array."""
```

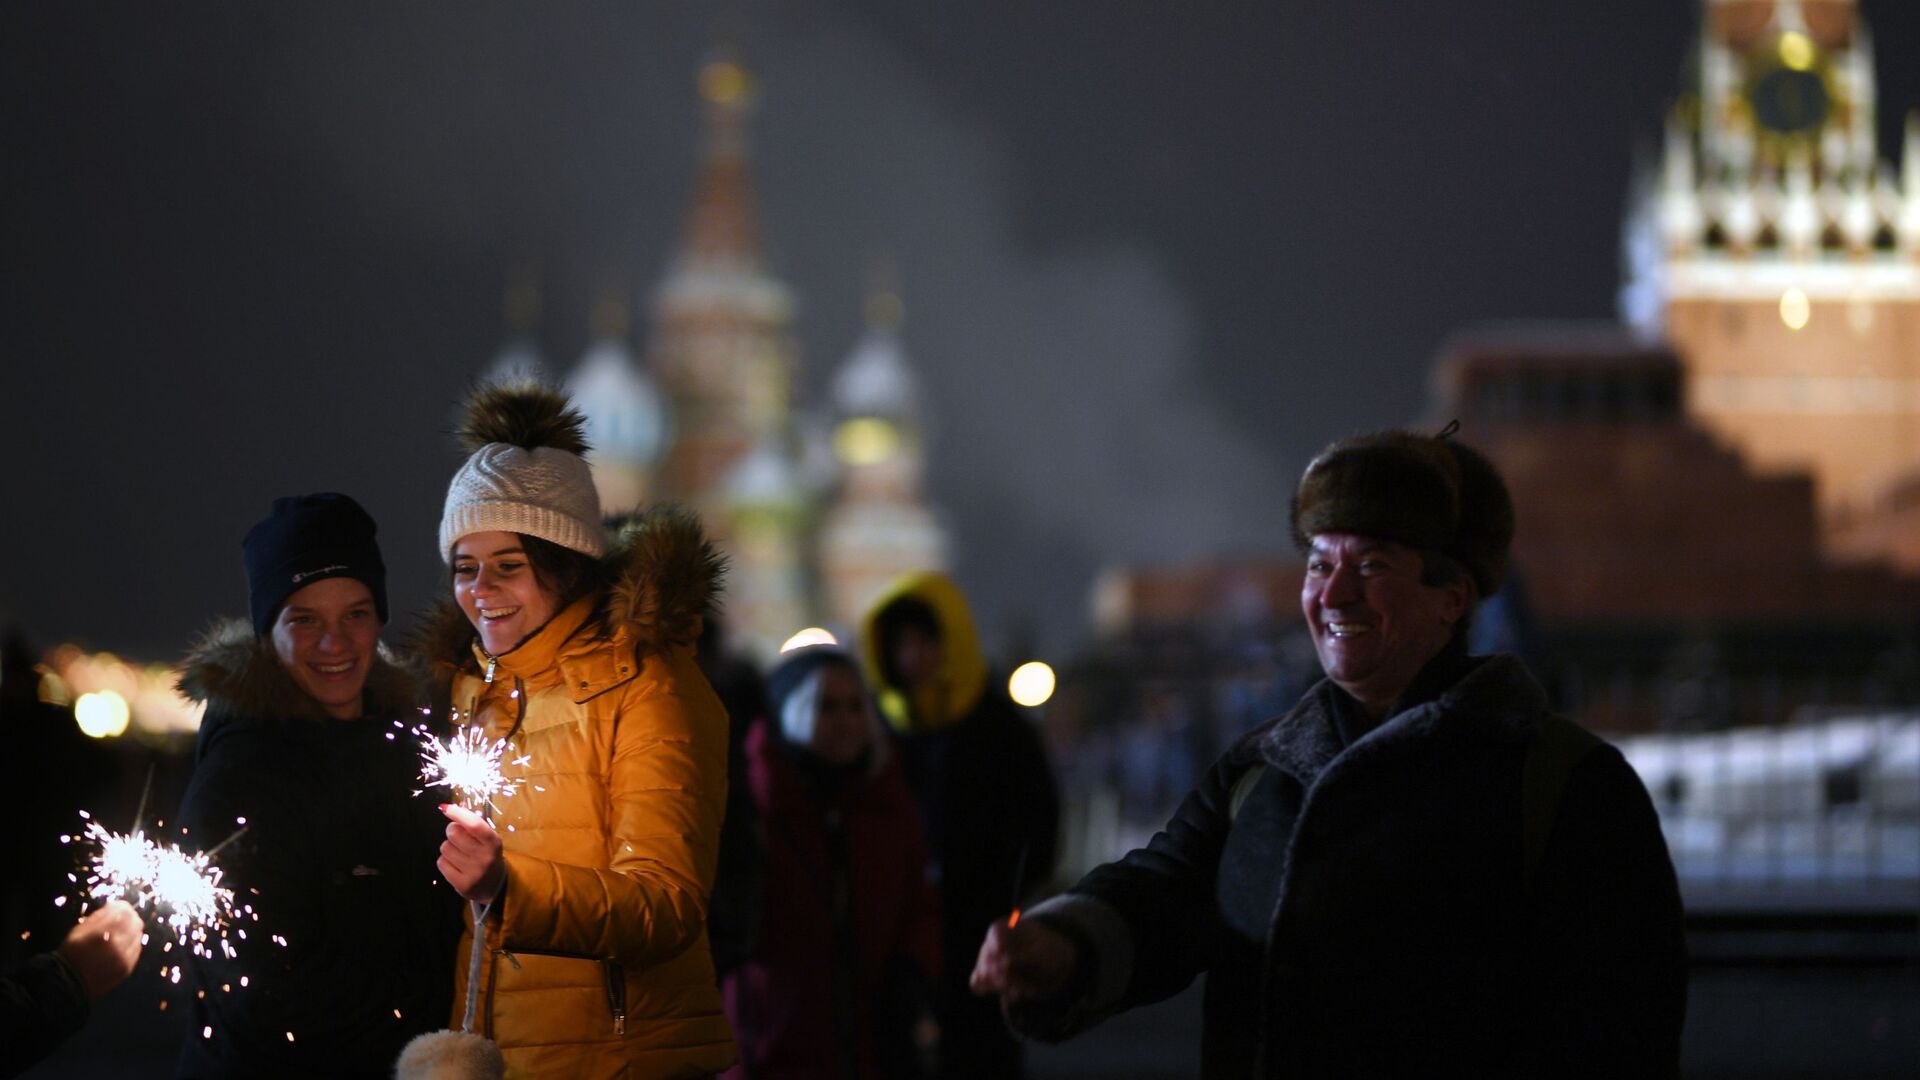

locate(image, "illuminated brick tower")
[[1626, 0, 1920, 569]]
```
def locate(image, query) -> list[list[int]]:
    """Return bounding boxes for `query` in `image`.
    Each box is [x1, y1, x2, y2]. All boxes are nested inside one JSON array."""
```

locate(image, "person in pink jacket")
[[723, 645, 942, 1080]]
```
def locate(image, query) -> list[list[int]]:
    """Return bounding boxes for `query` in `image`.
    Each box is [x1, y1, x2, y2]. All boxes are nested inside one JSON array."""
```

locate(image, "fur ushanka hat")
[[1289, 426, 1514, 598]]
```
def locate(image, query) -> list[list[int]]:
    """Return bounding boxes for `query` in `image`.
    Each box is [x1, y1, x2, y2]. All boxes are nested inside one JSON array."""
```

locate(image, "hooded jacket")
[[722, 714, 942, 1080], [418, 509, 736, 1079], [1018, 654, 1688, 1078], [858, 571, 1059, 1078], [173, 621, 460, 1079]]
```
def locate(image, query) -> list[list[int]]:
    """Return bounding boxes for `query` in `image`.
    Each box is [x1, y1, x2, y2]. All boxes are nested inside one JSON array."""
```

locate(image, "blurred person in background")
[[173, 493, 459, 1078], [2, 898, 143, 1077], [972, 429, 1686, 1078], [694, 616, 769, 989], [419, 383, 734, 1077], [721, 644, 941, 1079], [0, 628, 118, 974], [860, 572, 1058, 1079]]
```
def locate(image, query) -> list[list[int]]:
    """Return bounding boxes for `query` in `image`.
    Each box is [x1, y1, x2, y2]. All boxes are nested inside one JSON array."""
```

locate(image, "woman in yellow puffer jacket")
[[419, 382, 736, 1079]]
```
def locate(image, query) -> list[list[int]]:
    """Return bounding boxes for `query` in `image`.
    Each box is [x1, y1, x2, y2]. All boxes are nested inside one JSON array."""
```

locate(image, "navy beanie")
[[242, 493, 389, 637]]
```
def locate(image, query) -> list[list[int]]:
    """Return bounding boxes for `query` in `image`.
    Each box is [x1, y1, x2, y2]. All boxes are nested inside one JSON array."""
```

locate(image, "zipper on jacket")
[[602, 959, 627, 1036], [498, 948, 521, 970]]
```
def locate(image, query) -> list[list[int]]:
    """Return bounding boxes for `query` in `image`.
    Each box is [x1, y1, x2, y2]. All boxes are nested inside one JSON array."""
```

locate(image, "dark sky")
[[5, 2, 1918, 661]]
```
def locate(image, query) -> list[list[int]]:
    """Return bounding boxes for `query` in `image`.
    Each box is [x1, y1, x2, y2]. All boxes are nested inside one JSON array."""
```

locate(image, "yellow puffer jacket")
[[422, 510, 735, 1078]]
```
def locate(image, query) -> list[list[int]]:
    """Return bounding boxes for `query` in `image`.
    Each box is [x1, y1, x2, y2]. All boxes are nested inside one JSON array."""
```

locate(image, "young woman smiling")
[[417, 383, 736, 1078], [173, 493, 458, 1078]]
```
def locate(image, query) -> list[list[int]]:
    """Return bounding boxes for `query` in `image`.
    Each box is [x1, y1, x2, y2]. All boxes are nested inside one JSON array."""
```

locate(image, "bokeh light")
[[1779, 31, 1815, 72], [832, 417, 901, 467], [74, 689, 131, 739], [780, 627, 839, 653], [1779, 287, 1811, 330], [1008, 661, 1056, 708]]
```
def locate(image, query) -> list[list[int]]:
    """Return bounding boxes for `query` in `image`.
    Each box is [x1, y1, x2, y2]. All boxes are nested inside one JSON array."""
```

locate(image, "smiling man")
[[971, 429, 1688, 1078]]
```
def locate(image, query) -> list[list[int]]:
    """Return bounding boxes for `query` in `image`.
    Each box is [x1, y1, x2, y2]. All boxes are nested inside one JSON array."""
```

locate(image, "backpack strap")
[[1521, 713, 1603, 900]]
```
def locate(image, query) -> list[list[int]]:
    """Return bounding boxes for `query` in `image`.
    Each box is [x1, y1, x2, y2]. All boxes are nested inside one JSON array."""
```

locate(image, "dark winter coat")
[[722, 719, 942, 1080], [172, 622, 461, 1079], [1, 950, 89, 1078], [857, 572, 1060, 1079], [1021, 652, 1688, 1079]]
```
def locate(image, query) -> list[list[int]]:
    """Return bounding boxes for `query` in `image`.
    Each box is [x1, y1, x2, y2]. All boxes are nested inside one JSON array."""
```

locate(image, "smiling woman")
[[171, 493, 461, 1077], [414, 382, 736, 1078]]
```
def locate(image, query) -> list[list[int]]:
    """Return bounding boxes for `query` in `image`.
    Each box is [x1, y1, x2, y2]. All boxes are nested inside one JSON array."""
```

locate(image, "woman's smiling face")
[[451, 531, 561, 656]]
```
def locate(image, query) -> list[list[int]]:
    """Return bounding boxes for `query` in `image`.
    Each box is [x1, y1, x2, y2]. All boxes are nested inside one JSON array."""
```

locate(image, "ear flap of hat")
[[1438, 439, 1514, 598]]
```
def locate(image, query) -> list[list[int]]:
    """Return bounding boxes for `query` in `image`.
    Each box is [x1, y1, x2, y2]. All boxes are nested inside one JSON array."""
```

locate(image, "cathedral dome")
[[565, 337, 668, 467], [831, 323, 918, 421]]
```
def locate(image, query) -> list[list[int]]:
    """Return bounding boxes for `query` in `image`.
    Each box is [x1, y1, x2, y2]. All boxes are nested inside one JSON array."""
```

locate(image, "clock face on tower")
[[1745, 30, 1832, 137], [1749, 66, 1830, 134]]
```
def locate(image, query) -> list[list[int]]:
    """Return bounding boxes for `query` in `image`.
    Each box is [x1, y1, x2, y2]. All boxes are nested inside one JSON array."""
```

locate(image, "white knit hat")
[[439, 444, 605, 560], [438, 382, 608, 561]]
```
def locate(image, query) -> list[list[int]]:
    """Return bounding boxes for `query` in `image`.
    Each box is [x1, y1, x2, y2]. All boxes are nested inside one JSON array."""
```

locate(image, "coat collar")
[[414, 506, 724, 692], [1246, 653, 1547, 786], [176, 618, 422, 725]]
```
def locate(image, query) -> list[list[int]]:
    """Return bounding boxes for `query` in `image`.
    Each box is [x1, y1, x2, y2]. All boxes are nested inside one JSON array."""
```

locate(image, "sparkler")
[[69, 810, 246, 965], [416, 723, 529, 815], [411, 712, 530, 1035], [1006, 841, 1030, 930]]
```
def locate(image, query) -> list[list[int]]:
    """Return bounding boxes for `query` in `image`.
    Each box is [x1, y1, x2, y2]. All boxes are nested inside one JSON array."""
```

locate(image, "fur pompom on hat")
[[1289, 425, 1514, 598], [439, 381, 606, 561], [393, 1030, 505, 1080]]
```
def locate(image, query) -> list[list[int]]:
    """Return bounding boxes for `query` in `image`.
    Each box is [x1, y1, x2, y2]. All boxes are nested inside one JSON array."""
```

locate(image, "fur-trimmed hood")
[[413, 505, 725, 674], [176, 619, 423, 741]]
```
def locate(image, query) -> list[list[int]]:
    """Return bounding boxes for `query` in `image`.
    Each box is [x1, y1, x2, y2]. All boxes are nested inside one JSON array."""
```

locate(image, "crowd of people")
[[3, 382, 1686, 1079]]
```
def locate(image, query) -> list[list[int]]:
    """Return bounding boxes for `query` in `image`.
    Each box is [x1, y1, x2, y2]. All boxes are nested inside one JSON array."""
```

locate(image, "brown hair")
[[519, 533, 609, 612]]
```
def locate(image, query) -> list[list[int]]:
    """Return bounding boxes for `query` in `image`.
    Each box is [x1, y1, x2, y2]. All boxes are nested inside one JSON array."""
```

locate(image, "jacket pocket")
[[486, 946, 629, 1047]]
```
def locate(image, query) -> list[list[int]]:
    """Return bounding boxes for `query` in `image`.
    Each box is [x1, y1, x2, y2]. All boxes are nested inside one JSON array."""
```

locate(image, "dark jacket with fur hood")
[[172, 622, 460, 1079], [417, 508, 736, 1079], [1019, 652, 1687, 1079]]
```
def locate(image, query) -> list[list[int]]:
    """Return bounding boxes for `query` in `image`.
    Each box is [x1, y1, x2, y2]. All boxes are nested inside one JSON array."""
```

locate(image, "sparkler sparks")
[[70, 815, 243, 966], [418, 724, 528, 814]]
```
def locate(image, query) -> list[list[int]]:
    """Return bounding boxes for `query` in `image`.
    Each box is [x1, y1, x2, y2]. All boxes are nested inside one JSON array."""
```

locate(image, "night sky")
[[5, 1, 1919, 661]]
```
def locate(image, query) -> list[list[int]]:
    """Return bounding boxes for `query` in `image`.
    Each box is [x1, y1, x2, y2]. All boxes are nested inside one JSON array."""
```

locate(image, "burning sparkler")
[[69, 810, 246, 966], [1005, 841, 1031, 930], [411, 714, 531, 1037], [417, 724, 529, 815]]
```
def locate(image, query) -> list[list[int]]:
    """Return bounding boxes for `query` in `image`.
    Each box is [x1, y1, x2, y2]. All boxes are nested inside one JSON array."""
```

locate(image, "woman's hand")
[[438, 803, 506, 905]]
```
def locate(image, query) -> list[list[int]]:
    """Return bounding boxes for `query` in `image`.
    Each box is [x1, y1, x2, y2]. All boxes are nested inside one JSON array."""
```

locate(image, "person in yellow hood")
[[417, 382, 736, 1079], [860, 571, 1059, 1079]]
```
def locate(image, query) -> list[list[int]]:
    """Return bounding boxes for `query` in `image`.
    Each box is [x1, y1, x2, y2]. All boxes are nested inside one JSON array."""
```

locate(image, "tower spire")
[[681, 48, 765, 269]]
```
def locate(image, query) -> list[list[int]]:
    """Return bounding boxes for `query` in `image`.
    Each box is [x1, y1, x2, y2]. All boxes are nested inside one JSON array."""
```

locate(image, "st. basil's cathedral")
[[484, 53, 949, 662]]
